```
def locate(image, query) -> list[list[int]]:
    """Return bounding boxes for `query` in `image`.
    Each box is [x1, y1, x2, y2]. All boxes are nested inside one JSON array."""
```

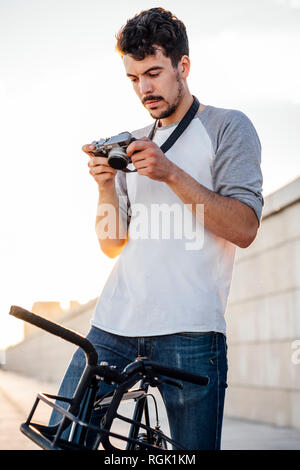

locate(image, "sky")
[[0, 0, 299, 349]]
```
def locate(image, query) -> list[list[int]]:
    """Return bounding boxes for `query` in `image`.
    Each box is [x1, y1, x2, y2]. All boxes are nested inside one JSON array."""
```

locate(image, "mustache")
[[142, 96, 164, 104]]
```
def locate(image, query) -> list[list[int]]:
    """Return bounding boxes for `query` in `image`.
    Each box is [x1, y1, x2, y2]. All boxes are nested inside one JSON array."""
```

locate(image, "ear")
[[179, 55, 191, 79]]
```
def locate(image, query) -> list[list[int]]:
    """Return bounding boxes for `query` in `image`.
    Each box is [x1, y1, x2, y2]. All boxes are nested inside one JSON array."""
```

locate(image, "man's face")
[[123, 48, 184, 120]]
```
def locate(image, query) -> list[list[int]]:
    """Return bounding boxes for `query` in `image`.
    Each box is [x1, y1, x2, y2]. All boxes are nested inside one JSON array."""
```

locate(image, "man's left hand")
[[126, 137, 175, 182]]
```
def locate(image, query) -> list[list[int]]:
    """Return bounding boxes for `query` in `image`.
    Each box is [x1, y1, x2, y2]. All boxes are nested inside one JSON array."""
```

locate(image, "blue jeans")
[[49, 327, 228, 450]]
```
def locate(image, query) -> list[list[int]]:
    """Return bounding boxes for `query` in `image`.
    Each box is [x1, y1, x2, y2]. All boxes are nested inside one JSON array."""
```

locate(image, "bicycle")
[[9, 305, 209, 451]]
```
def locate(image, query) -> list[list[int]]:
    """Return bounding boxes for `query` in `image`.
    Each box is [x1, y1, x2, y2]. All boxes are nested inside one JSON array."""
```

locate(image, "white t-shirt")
[[91, 105, 263, 336]]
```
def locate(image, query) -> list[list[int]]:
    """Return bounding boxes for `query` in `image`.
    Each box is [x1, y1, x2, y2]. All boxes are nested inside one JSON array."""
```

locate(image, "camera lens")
[[108, 146, 130, 170]]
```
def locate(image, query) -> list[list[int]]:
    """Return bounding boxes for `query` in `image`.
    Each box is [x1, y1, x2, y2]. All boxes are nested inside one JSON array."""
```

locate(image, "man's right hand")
[[82, 144, 117, 188]]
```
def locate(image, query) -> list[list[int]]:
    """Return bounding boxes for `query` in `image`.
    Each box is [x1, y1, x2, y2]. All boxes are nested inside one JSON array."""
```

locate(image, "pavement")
[[1, 369, 300, 451]]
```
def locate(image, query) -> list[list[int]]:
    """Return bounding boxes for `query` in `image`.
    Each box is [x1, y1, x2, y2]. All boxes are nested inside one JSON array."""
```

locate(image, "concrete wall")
[[224, 177, 300, 429], [5, 177, 300, 429]]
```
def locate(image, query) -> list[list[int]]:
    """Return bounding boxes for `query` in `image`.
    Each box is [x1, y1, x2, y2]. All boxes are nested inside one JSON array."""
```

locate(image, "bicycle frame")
[[19, 366, 182, 450]]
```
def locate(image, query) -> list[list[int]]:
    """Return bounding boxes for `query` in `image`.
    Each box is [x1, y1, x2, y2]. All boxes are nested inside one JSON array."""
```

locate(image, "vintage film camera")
[[90, 132, 137, 171]]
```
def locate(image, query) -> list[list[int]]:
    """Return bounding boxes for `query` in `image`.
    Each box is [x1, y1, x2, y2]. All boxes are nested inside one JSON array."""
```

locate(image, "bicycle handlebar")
[[142, 360, 209, 386], [9, 305, 98, 366], [120, 359, 209, 386], [9, 305, 209, 387]]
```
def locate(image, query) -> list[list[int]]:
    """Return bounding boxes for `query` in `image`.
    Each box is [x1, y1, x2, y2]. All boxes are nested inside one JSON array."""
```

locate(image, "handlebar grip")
[[143, 360, 209, 386], [9, 305, 98, 366]]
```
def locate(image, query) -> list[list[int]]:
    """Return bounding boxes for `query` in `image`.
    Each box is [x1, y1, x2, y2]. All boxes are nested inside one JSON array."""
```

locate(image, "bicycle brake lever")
[[160, 377, 183, 390], [145, 375, 183, 390]]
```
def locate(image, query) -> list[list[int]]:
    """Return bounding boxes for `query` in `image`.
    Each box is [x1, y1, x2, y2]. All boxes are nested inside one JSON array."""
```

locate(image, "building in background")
[[4, 177, 300, 430], [23, 301, 80, 339]]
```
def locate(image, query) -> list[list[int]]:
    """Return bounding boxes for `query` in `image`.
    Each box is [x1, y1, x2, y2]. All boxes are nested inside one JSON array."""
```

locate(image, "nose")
[[139, 76, 153, 96]]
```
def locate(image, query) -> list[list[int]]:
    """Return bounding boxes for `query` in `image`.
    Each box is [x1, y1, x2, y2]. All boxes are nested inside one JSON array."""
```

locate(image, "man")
[[51, 8, 263, 450]]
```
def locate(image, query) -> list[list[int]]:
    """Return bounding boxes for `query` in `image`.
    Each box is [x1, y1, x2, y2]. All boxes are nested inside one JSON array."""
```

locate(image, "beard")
[[143, 72, 183, 120]]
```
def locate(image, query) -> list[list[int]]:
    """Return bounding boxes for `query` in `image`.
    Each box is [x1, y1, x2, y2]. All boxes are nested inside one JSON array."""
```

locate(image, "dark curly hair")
[[116, 7, 189, 68]]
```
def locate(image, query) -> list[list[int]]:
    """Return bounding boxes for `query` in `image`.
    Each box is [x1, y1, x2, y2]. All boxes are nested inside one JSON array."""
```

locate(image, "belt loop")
[[138, 337, 146, 357], [210, 332, 216, 354]]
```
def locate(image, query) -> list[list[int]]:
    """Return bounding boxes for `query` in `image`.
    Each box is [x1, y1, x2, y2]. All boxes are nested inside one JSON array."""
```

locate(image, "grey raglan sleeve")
[[212, 110, 264, 224], [115, 171, 131, 230]]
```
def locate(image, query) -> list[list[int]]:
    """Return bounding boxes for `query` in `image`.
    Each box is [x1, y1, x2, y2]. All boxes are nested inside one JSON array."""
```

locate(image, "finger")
[[127, 138, 152, 156], [88, 156, 110, 167], [94, 173, 116, 184], [130, 150, 149, 164], [90, 164, 116, 175], [82, 143, 96, 155], [133, 159, 149, 170], [136, 167, 151, 178]]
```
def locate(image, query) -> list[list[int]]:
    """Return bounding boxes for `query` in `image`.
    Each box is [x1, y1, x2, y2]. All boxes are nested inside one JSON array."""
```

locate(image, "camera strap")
[[125, 96, 199, 173], [148, 95, 200, 152]]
